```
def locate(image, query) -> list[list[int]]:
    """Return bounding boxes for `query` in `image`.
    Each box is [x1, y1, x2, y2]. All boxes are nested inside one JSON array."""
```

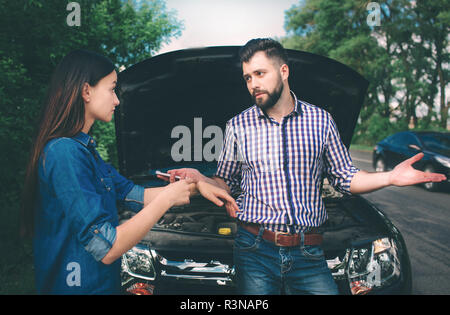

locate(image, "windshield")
[[417, 133, 450, 156]]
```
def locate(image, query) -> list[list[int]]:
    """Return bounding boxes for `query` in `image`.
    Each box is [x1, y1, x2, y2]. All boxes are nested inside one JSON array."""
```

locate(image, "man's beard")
[[252, 79, 284, 111]]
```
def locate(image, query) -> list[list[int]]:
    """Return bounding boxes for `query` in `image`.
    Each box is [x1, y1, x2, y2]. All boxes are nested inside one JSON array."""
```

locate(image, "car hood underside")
[[116, 46, 368, 179]]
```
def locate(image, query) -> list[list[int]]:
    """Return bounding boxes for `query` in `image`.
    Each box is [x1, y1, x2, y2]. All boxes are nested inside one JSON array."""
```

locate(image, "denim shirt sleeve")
[[102, 163, 145, 212], [324, 114, 360, 195], [122, 184, 145, 212], [42, 139, 118, 261]]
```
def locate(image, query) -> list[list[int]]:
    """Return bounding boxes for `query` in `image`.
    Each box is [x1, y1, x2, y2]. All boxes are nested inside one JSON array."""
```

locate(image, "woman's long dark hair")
[[21, 49, 116, 238]]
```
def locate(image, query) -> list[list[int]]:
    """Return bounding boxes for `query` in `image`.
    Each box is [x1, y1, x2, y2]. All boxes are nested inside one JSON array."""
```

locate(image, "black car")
[[373, 131, 450, 191], [115, 47, 412, 295]]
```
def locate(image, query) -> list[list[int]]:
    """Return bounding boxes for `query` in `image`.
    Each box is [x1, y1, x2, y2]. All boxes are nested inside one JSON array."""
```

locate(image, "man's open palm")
[[389, 153, 447, 187]]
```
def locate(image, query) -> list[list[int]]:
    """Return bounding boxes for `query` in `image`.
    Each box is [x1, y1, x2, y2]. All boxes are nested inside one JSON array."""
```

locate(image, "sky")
[[156, 0, 300, 55]]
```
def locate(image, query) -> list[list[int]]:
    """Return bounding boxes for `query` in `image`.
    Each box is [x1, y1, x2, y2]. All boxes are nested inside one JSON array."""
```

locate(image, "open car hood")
[[116, 46, 368, 179]]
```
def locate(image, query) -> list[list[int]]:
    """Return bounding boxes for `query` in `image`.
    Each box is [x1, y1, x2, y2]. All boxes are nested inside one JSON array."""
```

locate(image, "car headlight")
[[435, 156, 450, 168], [346, 237, 401, 295], [121, 244, 156, 281]]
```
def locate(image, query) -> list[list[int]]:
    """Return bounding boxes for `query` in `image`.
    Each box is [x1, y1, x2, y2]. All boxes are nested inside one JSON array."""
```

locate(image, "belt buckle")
[[274, 231, 290, 246]]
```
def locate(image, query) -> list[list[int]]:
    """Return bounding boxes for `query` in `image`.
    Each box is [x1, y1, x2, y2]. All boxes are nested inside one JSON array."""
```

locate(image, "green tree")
[[0, 0, 182, 292], [0, 0, 182, 200], [370, 0, 449, 129], [282, 0, 449, 144], [282, 0, 398, 143], [411, 0, 449, 129]]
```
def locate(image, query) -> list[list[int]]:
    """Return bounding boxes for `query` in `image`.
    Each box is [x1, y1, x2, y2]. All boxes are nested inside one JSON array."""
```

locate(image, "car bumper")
[[121, 248, 412, 295]]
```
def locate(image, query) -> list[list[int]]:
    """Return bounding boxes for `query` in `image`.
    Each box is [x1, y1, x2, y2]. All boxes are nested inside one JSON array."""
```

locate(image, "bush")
[[352, 113, 409, 146]]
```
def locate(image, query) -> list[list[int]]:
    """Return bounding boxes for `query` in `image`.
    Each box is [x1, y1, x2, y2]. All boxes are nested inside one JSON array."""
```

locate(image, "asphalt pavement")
[[350, 148, 450, 295]]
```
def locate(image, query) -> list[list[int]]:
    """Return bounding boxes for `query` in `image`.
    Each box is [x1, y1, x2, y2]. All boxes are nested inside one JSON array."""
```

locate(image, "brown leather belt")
[[239, 222, 323, 247]]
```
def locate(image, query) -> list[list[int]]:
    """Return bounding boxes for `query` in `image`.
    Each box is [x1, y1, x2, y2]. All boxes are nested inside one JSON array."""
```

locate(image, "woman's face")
[[83, 70, 119, 130]]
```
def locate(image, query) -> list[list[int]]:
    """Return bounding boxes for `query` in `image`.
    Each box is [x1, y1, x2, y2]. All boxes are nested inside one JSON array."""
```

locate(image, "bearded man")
[[163, 38, 446, 295]]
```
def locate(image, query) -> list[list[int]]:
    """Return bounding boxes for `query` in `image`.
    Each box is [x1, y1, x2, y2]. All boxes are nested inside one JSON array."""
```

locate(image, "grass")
[[0, 239, 35, 294], [0, 204, 35, 294], [350, 143, 374, 152]]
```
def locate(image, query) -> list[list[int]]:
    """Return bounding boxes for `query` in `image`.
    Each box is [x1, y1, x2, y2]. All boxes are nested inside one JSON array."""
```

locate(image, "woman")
[[21, 49, 238, 294]]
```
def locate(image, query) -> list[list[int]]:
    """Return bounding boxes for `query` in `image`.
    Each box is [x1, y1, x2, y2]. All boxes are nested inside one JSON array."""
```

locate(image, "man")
[[162, 38, 446, 294]]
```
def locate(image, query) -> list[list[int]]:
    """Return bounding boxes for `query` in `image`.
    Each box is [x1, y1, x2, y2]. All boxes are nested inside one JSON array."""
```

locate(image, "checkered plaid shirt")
[[215, 91, 359, 233]]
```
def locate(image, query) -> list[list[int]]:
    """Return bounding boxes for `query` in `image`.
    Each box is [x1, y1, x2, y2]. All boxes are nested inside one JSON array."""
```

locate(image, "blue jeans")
[[233, 226, 339, 295]]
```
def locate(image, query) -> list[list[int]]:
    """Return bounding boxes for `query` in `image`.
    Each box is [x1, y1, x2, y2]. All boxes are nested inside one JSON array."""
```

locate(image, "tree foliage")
[[282, 0, 449, 145], [0, 0, 182, 227]]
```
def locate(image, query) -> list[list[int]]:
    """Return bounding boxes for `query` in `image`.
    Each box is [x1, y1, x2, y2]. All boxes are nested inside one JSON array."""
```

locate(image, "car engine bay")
[[119, 181, 406, 295]]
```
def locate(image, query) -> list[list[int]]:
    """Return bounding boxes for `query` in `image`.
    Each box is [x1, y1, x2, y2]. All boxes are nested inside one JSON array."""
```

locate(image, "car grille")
[[152, 249, 235, 286]]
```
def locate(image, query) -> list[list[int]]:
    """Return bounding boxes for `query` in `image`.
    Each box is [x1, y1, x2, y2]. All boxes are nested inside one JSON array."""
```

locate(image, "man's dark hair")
[[239, 38, 289, 66]]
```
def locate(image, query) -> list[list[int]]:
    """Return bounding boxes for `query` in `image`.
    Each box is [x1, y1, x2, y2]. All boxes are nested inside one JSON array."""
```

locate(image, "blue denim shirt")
[[33, 132, 145, 294]]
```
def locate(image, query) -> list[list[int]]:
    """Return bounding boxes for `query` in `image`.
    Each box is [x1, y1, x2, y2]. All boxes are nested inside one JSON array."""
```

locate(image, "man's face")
[[242, 51, 285, 111]]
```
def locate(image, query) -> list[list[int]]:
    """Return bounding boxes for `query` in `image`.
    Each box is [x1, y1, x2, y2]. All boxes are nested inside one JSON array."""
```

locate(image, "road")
[[350, 149, 450, 295]]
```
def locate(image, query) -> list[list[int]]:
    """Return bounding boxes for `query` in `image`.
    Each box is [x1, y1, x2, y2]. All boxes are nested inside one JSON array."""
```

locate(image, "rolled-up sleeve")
[[104, 163, 145, 212], [122, 184, 145, 212], [324, 114, 359, 194], [215, 122, 242, 195], [84, 221, 117, 261], [43, 140, 117, 261]]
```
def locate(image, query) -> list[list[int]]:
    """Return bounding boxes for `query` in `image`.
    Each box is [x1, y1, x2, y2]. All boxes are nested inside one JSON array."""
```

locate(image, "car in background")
[[373, 131, 450, 191], [115, 46, 412, 295]]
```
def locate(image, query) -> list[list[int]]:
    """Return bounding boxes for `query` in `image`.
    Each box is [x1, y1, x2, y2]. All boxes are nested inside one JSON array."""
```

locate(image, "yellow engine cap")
[[218, 227, 231, 235]]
